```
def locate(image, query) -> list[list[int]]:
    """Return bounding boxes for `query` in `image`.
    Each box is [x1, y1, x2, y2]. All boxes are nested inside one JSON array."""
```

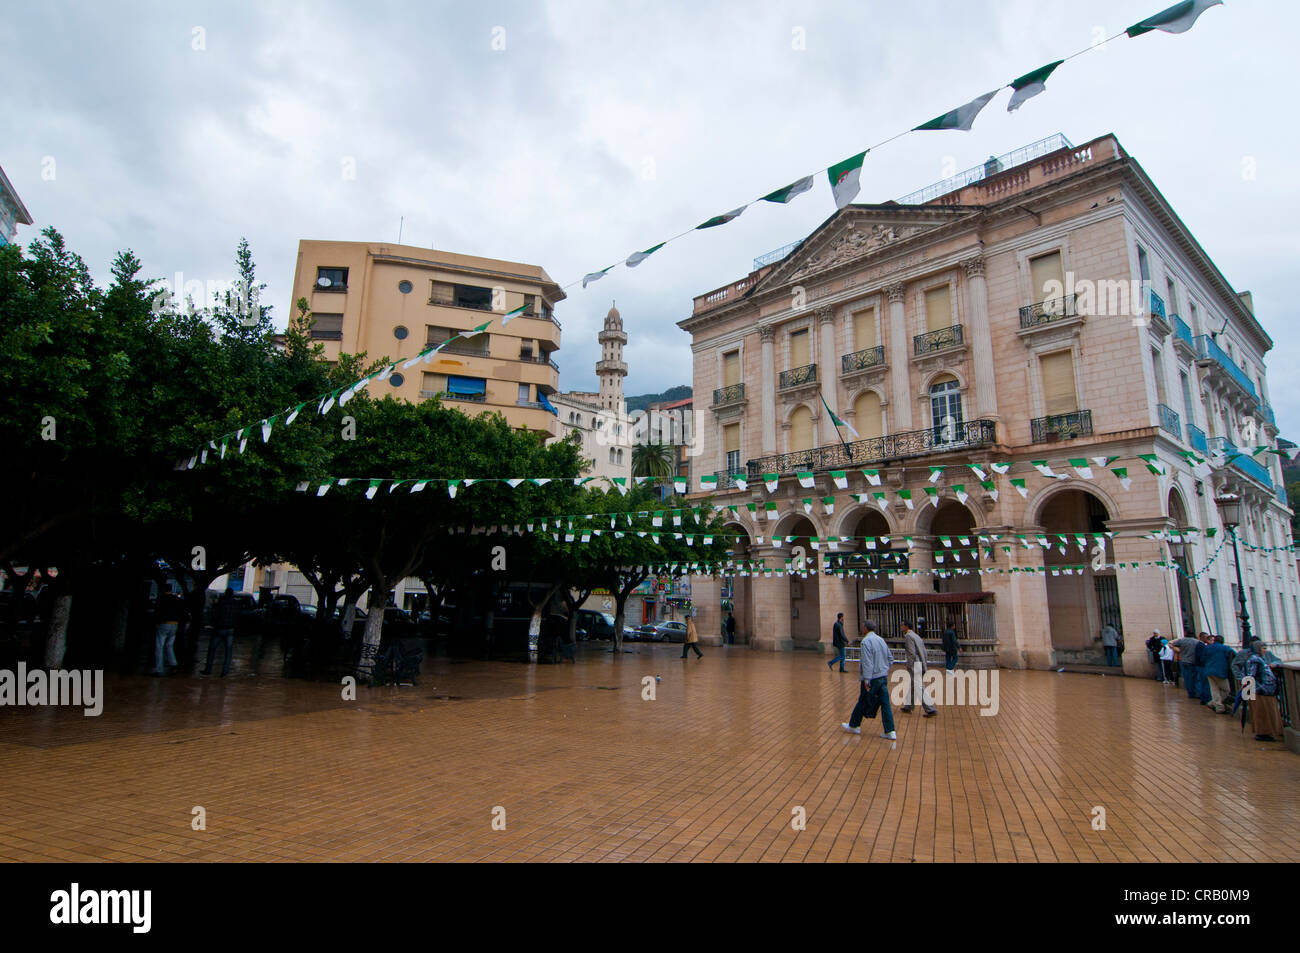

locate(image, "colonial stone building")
[[680, 134, 1297, 670]]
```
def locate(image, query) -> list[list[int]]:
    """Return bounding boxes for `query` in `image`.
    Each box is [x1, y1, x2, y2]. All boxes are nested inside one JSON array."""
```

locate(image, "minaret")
[[596, 301, 628, 414]]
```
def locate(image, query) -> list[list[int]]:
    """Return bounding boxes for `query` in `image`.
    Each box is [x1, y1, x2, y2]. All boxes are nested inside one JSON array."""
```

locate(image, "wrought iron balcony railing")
[[914, 324, 964, 356], [438, 391, 488, 404], [1210, 436, 1273, 489], [1148, 289, 1166, 321], [1018, 294, 1078, 329], [439, 341, 491, 358], [841, 346, 885, 374], [1194, 335, 1257, 399], [1188, 423, 1208, 455], [1277, 485, 1289, 507], [714, 469, 748, 489], [713, 383, 746, 406], [1256, 401, 1276, 428], [1030, 410, 1093, 443], [1173, 315, 1194, 348], [746, 419, 996, 478], [779, 363, 817, 389], [1157, 403, 1182, 440]]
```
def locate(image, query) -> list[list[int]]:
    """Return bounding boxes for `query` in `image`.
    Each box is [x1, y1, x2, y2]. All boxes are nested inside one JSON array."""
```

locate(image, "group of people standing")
[[1145, 629, 1284, 742]]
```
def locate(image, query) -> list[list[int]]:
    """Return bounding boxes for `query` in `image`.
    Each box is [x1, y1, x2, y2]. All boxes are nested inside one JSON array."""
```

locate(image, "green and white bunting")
[[1127, 0, 1222, 38], [827, 151, 867, 209], [1007, 60, 1064, 112], [762, 175, 816, 204], [913, 90, 999, 131]]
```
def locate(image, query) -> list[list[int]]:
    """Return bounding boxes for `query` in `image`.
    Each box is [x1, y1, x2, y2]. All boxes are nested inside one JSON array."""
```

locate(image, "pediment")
[[754, 205, 977, 292]]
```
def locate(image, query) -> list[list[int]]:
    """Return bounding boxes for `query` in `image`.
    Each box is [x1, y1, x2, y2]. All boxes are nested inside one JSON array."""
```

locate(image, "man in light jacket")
[[900, 621, 937, 717], [841, 621, 896, 740]]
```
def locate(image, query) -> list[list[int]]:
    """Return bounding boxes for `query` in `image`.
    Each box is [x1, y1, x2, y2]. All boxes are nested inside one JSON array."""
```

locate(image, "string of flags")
[[565, 0, 1224, 294]]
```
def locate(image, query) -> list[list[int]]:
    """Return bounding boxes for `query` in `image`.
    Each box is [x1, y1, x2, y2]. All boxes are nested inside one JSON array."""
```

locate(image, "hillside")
[[625, 385, 691, 413]]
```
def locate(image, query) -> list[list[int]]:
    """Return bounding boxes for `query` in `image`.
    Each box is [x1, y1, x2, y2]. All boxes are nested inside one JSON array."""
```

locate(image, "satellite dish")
[[317, 277, 332, 288]]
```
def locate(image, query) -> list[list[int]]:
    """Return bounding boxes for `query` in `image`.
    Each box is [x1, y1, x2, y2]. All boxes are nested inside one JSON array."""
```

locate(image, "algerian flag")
[[447, 480, 460, 498], [1069, 459, 1093, 479], [365, 479, 382, 499], [626, 243, 666, 268], [502, 303, 529, 325], [583, 266, 613, 288], [286, 403, 305, 425], [762, 175, 816, 204], [929, 466, 944, 483], [968, 463, 988, 481], [764, 473, 780, 493], [802, 498, 814, 514], [863, 469, 882, 486], [674, 477, 687, 494], [1006, 60, 1064, 112], [402, 348, 432, 369], [1011, 478, 1028, 498], [924, 487, 939, 501], [765, 501, 778, 520], [411, 480, 428, 493], [1032, 460, 1055, 478], [820, 392, 859, 438], [913, 90, 999, 131], [745, 502, 757, 514], [733, 475, 748, 491], [699, 474, 718, 491], [463, 320, 492, 338], [899, 489, 914, 510], [320, 390, 340, 414], [295, 481, 309, 492], [672, 510, 683, 526], [827, 151, 867, 209], [797, 471, 815, 489], [1112, 467, 1132, 490], [822, 496, 835, 515], [260, 418, 275, 442], [1138, 453, 1166, 475], [316, 481, 332, 496], [954, 484, 969, 504], [873, 491, 888, 511], [990, 461, 1011, 475], [697, 206, 747, 229], [1127, 0, 1222, 38], [652, 511, 663, 527], [830, 470, 848, 490]]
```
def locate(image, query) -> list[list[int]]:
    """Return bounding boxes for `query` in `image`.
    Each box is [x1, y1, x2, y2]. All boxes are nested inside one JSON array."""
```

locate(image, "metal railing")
[[713, 383, 746, 405], [746, 419, 996, 477], [1209, 436, 1273, 488], [913, 324, 964, 356], [714, 469, 748, 489], [439, 341, 491, 358], [1194, 335, 1257, 399], [438, 391, 488, 404], [310, 330, 343, 341], [1030, 410, 1093, 443], [1257, 401, 1276, 428], [1018, 294, 1078, 329], [779, 363, 817, 389], [1148, 289, 1166, 321], [1188, 423, 1208, 455], [754, 239, 804, 271], [895, 133, 1073, 205], [842, 346, 886, 373], [1157, 403, 1182, 440], [1173, 315, 1194, 348]]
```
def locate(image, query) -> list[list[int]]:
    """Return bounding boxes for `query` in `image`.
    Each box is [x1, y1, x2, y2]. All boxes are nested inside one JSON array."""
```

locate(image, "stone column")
[[885, 283, 912, 431], [750, 547, 793, 650], [980, 540, 1050, 669], [817, 565, 858, 657], [817, 307, 838, 445], [691, 575, 723, 646], [1110, 523, 1177, 677], [962, 256, 999, 422], [760, 326, 777, 453], [890, 532, 930, 595]]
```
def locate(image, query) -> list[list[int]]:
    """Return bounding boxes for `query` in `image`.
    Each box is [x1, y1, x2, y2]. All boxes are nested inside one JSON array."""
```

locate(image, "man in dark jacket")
[[203, 588, 239, 677], [1202, 635, 1235, 713], [150, 585, 187, 676], [827, 612, 848, 672], [941, 624, 959, 671]]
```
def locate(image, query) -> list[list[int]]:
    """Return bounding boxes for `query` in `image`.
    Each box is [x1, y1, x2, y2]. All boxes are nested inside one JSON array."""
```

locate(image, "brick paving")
[[1, 644, 1296, 862]]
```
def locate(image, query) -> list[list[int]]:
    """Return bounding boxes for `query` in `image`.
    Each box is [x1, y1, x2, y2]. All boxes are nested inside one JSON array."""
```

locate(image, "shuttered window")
[[853, 391, 883, 439], [789, 406, 814, 452], [723, 351, 741, 387], [925, 286, 952, 332], [421, 372, 447, 395], [853, 307, 878, 349], [1029, 251, 1065, 303], [724, 423, 741, 473], [790, 328, 810, 368], [1040, 351, 1077, 416], [311, 313, 343, 340]]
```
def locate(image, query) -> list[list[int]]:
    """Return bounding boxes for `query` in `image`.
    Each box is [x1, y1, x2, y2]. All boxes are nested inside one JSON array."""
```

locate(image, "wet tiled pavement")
[[1, 643, 1296, 862]]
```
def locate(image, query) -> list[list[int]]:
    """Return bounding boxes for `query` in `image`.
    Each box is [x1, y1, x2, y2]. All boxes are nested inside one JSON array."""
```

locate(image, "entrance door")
[[1094, 575, 1122, 634], [930, 378, 964, 447]]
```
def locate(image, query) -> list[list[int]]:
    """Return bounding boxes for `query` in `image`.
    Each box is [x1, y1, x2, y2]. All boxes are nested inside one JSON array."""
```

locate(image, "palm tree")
[[632, 442, 676, 480]]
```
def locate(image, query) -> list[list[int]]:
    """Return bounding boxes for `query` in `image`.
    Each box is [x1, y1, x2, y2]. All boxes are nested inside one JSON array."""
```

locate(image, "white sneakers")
[[841, 722, 861, 735], [881, 731, 897, 740]]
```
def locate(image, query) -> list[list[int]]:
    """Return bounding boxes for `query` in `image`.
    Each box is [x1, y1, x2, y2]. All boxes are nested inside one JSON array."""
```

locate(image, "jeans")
[[828, 648, 846, 670], [1183, 663, 1201, 699], [944, 651, 958, 671], [203, 628, 234, 676], [1103, 644, 1119, 666], [153, 622, 178, 673], [849, 676, 895, 733]]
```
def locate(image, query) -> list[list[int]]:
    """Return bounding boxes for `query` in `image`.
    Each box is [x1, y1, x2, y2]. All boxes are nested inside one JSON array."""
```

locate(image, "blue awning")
[[446, 376, 486, 396]]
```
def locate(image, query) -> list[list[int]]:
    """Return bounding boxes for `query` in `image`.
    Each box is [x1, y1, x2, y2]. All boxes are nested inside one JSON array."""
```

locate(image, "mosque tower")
[[596, 301, 628, 414]]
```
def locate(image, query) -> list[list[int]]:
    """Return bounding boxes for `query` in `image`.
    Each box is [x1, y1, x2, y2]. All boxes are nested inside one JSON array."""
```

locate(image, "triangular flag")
[[1112, 467, 1132, 491], [762, 175, 816, 204], [802, 498, 813, 514], [913, 90, 999, 131], [316, 481, 332, 497], [697, 206, 747, 229], [1006, 60, 1064, 112], [954, 484, 969, 504], [365, 480, 382, 499], [968, 464, 987, 481], [411, 480, 428, 493], [827, 151, 867, 209], [626, 243, 666, 268], [1011, 478, 1028, 498], [830, 470, 848, 490], [447, 480, 460, 498], [611, 477, 629, 495], [1032, 460, 1055, 478], [990, 462, 1011, 475], [797, 471, 815, 489], [1127, 0, 1222, 37], [1138, 453, 1166, 475], [764, 473, 780, 493], [822, 496, 835, 515], [286, 403, 304, 425], [929, 466, 944, 483], [734, 476, 748, 491], [899, 489, 914, 510], [1069, 459, 1093, 479], [583, 266, 613, 288], [863, 469, 882, 486], [502, 303, 529, 325]]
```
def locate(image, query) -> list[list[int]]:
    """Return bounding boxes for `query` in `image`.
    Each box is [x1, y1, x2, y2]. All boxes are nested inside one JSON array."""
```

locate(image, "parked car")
[[574, 609, 616, 641], [622, 625, 642, 642], [650, 621, 689, 643]]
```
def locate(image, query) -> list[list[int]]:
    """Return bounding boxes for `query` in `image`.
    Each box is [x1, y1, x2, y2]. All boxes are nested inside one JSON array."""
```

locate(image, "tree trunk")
[[110, 595, 130, 659], [44, 593, 73, 667], [613, 596, 626, 654], [357, 584, 385, 678]]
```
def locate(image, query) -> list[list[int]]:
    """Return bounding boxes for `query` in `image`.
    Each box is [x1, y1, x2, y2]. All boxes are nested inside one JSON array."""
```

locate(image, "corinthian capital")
[[759, 325, 776, 343], [816, 306, 835, 325], [884, 282, 907, 303], [962, 256, 986, 279]]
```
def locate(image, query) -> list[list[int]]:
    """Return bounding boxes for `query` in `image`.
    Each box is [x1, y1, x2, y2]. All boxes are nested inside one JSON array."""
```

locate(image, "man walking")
[[1202, 635, 1235, 713], [827, 612, 847, 672], [1100, 622, 1121, 667], [150, 584, 186, 676], [680, 614, 702, 659], [841, 621, 896, 740], [941, 622, 959, 671], [900, 620, 937, 717], [1172, 631, 1201, 700], [203, 588, 240, 677], [725, 612, 736, 645]]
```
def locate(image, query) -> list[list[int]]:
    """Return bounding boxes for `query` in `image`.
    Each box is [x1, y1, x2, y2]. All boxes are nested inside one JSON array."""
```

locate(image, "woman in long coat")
[[681, 615, 702, 659]]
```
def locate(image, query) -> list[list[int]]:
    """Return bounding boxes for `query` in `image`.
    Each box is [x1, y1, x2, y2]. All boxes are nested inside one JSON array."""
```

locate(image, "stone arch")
[[720, 520, 755, 645], [921, 367, 969, 393], [773, 509, 827, 541], [832, 500, 897, 538], [1028, 478, 1123, 529], [772, 511, 822, 648], [913, 498, 983, 593], [1165, 485, 1198, 637]]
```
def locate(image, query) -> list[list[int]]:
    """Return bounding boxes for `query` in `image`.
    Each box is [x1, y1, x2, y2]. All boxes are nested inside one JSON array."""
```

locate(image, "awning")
[[446, 376, 486, 396], [866, 592, 990, 604]]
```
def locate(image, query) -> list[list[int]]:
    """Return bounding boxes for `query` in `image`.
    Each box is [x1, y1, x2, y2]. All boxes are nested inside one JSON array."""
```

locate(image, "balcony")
[[1148, 289, 1166, 321], [746, 419, 997, 477], [914, 324, 964, 356], [712, 383, 746, 406], [1257, 401, 1276, 429], [1030, 410, 1094, 444], [1210, 436, 1272, 489], [1018, 294, 1078, 330], [1187, 423, 1208, 455], [1157, 403, 1182, 440], [779, 363, 817, 390], [1194, 335, 1257, 401], [1277, 485, 1289, 507], [436, 391, 488, 404], [714, 469, 748, 489], [841, 346, 886, 374], [438, 341, 491, 358], [1173, 315, 1194, 349], [522, 353, 561, 372]]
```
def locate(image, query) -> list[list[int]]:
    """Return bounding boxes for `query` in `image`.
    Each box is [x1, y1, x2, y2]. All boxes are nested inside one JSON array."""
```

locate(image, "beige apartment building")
[[681, 133, 1298, 670], [290, 240, 565, 436]]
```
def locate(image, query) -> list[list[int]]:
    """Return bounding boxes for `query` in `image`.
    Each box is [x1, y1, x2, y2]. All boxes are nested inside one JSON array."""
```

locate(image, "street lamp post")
[[1214, 493, 1252, 648]]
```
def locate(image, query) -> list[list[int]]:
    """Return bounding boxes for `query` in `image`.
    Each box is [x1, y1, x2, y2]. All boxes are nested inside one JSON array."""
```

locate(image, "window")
[[853, 307, 878, 349], [609, 448, 617, 463], [394, 325, 408, 340], [724, 423, 741, 473], [518, 384, 531, 403], [1166, 276, 1177, 314], [389, 373, 405, 388], [520, 342, 534, 360], [853, 391, 883, 439], [453, 284, 493, 310], [1029, 251, 1064, 303], [427, 325, 454, 346], [1249, 587, 1260, 637], [1040, 351, 1077, 416], [929, 376, 963, 444], [1190, 301, 1200, 333], [790, 328, 810, 368], [315, 267, 348, 291], [310, 313, 343, 341], [421, 372, 446, 396], [925, 285, 952, 332], [789, 406, 814, 452], [446, 376, 486, 398], [398, 280, 413, 294], [1152, 348, 1167, 405], [1136, 245, 1150, 283], [723, 350, 741, 387], [1209, 579, 1223, 636], [1180, 371, 1194, 425]]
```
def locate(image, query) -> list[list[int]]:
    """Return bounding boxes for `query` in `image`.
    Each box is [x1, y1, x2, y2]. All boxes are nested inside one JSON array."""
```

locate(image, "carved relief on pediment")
[[787, 223, 928, 282]]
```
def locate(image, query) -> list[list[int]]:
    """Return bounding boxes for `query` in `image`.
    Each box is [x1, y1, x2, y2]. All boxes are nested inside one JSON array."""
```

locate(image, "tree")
[[631, 442, 676, 480]]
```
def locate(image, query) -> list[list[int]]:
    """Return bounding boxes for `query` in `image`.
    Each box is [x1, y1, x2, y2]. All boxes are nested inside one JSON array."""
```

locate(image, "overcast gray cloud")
[[3, 0, 1297, 429]]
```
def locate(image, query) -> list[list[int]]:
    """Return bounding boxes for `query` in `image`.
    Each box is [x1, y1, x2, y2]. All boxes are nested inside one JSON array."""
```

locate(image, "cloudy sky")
[[4, 1, 1296, 426]]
